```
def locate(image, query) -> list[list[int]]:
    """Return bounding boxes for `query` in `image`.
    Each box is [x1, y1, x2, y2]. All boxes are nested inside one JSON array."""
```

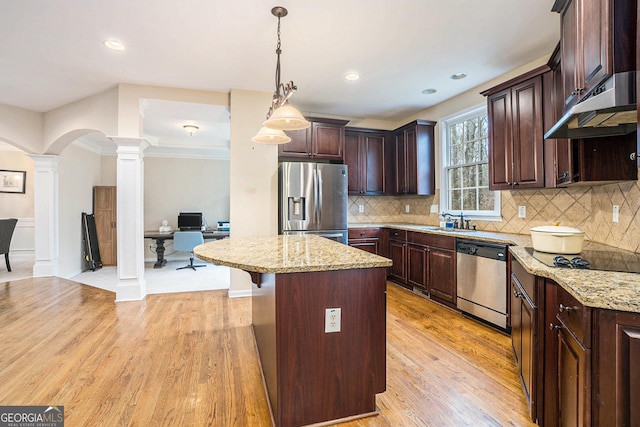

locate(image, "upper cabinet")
[[344, 128, 389, 195], [393, 120, 436, 195], [552, 0, 636, 111], [278, 117, 349, 161], [483, 66, 549, 190]]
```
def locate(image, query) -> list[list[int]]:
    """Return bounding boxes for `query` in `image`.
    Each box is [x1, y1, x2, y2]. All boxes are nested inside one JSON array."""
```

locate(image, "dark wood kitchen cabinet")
[[388, 229, 408, 287], [392, 120, 436, 195], [483, 66, 548, 190], [552, 0, 636, 111], [545, 42, 638, 186], [278, 117, 349, 161], [348, 228, 381, 255], [406, 232, 456, 307], [344, 128, 388, 195], [542, 279, 592, 427], [593, 310, 640, 426], [510, 258, 538, 421]]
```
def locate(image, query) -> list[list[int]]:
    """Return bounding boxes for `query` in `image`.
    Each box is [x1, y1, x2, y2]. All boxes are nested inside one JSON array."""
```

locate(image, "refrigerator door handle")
[[315, 167, 322, 225]]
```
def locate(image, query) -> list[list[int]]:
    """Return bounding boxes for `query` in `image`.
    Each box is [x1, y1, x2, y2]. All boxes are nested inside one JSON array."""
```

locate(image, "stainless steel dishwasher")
[[456, 238, 508, 329]]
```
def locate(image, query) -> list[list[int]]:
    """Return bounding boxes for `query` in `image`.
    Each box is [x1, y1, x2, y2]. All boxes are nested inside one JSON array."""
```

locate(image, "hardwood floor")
[[0, 278, 535, 426]]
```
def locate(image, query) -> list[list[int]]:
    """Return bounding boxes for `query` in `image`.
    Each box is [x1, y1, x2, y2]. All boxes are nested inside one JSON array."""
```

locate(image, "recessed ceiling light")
[[421, 88, 437, 95], [103, 39, 125, 51], [450, 73, 467, 80], [344, 72, 360, 81]]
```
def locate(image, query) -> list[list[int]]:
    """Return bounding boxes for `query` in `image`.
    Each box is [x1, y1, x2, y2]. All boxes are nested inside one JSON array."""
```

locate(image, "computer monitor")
[[178, 212, 202, 231]]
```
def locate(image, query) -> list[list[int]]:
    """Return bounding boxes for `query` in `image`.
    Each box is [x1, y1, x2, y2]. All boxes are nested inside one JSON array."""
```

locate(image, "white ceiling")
[[0, 0, 559, 153]]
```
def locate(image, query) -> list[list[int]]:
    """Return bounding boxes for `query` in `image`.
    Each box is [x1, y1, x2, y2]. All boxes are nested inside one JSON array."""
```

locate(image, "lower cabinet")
[[510, 259, 538, 421], [391, 230, 456, 307], [388, 229, 408, 286], [593, 310, 640, 425], [348, 228, 381, 255]]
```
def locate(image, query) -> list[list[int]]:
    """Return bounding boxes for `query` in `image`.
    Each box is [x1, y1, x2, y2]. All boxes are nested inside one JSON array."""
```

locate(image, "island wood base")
[[251, 267, 387, 427]]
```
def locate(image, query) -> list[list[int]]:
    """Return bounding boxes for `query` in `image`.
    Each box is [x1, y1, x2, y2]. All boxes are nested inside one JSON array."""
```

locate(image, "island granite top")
[[194, 234, 392, 274]]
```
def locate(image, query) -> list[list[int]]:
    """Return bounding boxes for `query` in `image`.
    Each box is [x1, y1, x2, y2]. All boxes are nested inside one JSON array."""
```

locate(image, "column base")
[[115, 278, 147, 302]]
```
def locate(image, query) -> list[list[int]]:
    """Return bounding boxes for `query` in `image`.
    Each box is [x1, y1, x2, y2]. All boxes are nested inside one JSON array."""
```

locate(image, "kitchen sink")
[[415, 225, 477, 232]]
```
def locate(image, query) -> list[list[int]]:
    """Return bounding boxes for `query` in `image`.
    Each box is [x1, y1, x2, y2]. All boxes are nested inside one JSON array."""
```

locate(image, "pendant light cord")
[[274, 15, 282, 95]]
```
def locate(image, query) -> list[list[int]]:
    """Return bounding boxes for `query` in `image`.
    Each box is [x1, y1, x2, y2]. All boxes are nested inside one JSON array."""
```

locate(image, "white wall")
[[57, 143, 102, 278], [0, 145, 35, 257], [143, 156, 230, 260], [228, 89, 279, 297]]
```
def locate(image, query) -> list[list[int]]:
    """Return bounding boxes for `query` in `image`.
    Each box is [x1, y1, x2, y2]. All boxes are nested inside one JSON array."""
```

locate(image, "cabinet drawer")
[[511, 257, 535, 302], [556, 286, 591, 348], [388, 229, 407, 241], [348, 228, 381, 239], [409, 232, 455, 250]]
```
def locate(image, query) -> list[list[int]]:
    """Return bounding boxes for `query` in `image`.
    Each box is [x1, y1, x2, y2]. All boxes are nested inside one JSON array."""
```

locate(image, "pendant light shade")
[[251, 126, 292, 144], [263, 102, 311, 131]]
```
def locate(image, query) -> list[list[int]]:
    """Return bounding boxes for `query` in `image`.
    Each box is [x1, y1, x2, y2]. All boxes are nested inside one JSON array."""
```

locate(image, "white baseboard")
[[228, 289, 251, 298]]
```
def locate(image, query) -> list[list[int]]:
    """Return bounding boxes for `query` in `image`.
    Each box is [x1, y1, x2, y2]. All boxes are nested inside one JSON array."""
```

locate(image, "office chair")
[[173, 231, 206, 271], [0, 218, 18, 272]]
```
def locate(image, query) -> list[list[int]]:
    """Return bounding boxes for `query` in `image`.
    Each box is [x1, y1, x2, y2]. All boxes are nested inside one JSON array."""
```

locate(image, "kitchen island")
[[194, 235, 392, 427]]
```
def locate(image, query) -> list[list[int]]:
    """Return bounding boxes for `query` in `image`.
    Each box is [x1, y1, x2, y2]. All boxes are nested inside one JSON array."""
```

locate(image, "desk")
[[144, 230, 229, 268]]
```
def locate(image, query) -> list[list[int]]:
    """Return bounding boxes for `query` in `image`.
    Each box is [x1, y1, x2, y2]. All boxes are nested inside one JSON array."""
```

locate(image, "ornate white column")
[[109, 137, 149, 301], [29, 155, 60, 277]]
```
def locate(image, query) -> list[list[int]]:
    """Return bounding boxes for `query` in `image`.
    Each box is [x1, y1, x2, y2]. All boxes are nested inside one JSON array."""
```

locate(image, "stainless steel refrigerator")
[[279, 162, 349, 244]]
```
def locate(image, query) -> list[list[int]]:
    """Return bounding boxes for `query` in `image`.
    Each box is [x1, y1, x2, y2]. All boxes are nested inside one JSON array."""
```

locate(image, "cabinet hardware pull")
[[513, 289, 522, 298], [559, 303, 572, 312], [549, 323, 563, 331], [630, 153, 637, 161], [560, 171, 569, 179]]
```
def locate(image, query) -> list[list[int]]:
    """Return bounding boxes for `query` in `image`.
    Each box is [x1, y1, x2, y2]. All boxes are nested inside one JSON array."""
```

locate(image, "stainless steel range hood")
[[545, 71, 637, 139]]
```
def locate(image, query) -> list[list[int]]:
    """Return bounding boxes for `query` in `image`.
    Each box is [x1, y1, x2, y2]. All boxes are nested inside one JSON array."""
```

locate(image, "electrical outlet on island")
[[325, 308, 341, 333]]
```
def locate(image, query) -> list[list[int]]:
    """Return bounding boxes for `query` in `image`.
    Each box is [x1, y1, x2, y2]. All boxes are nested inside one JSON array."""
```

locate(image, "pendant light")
[[252, 6, 310, 144]]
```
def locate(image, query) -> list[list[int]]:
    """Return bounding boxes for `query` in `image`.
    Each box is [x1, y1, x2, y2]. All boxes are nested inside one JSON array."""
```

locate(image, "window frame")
[[439, 104, 501, 221]]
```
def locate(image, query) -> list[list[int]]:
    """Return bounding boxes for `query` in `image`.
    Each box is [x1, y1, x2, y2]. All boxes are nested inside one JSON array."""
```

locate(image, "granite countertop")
[[350, 222, 640, 313], [194, 234, 392, 274]]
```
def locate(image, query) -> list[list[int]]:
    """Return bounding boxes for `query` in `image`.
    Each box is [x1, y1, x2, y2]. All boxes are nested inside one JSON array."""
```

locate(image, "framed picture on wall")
[[0, 170, 26, 193]]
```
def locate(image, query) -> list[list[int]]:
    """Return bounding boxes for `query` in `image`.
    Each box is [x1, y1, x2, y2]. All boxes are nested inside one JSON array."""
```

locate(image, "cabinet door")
[[93, 186, 117, 266], [487, 88, 513, 190], [388, 239, 407, 284], [594, 310, 640, 425], [557, 324, 591, 427], [348, 240, 378, 254], [407, 244, 427, 289], [344, 132, 362, 195], [312, 122, 344, 160], [278, 128, 312, 158], [363, 134, 385, 195], [511, 76, 544, 188], [394, 132, 407, 194], [511, 274, 537, 421], [427, 247, 456, 305], [404, 128, 418, 194], [580, 0, 608, 99], [559, 0, 580, 110]]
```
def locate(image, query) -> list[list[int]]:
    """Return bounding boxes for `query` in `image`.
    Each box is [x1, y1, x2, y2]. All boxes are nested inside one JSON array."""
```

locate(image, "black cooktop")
[[525, 247, 640, 274]]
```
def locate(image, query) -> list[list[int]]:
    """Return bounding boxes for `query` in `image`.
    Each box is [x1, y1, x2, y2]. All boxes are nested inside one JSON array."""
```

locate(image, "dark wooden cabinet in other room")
[[392, 120, 436, 195], [483, 66, 548, 190], [510, 258, 538, 421], [347, 228, 381, 255], [593, 310, 640, 426], [278, 117, 349, 161], [344, 128, 388, 195], [552, 0, 636, 112], [93, 186, 117, 266]]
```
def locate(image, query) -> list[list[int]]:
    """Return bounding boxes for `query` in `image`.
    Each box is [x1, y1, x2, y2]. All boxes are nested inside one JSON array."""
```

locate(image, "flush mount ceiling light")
[[183, 125, 199, 136], [421, 88, 437, 95], [103, 39, 125, 51], [450, 73, 467, 80], [253, 6, 310, 144], [344, 72, 360, 81]]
